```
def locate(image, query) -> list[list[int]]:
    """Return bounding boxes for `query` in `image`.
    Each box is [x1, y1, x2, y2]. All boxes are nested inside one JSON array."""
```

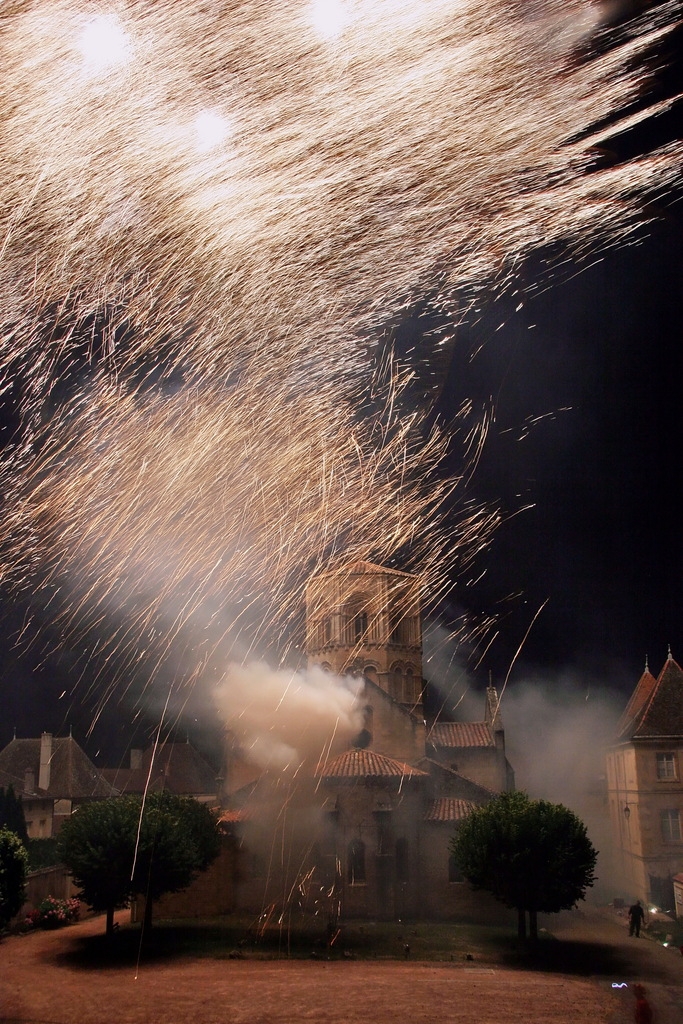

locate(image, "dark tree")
[[131, 791, 222, 930], [57, 795, 143, 935], [450, 791, 597, 942], [0, 827, 29, 930], [0, 786, 29, 844], [57, 792, 221, 935]]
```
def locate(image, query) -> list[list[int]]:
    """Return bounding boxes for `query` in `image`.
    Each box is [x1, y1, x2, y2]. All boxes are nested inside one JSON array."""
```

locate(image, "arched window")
[[389, 610, 405, 645], [395, 837, 409, 883], [404, 667, 414, 702], [343, 592, 370, 645], [354, 610, 368, 642], [348, 839, 366, 885], [389, 664, 403, 701]]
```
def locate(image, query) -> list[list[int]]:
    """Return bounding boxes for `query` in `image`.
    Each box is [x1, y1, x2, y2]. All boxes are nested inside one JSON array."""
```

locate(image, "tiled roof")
[[218, 808, 250, 824], [629, 656, 683, 739], [415, 758, 496, 801], [102, 742, 218, 796], [428, 722, 494, 748], [616, 666, 658, 739], [316, 748, 427, 780], [0, 736, 114, 800], [424, 798, 477, 822]]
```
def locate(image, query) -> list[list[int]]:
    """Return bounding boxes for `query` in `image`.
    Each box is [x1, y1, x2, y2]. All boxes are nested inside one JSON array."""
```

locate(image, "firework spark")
[[0, 1, 680, 706]]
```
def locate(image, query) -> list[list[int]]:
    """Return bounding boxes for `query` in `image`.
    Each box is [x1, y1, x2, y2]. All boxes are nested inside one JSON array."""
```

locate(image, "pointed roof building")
[[616, 650, 683, 740], [102, 741, 219, 800], [615, 657, 658, 740], [0, 733, 114, 801], [606, 649, 683, 912]]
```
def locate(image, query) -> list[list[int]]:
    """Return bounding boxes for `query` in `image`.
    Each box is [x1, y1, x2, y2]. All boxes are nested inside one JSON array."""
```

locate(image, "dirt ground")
[[2, 908, 683, 1024]]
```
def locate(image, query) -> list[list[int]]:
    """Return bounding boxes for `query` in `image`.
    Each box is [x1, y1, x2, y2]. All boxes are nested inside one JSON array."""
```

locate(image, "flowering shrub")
[[25, 895, 80, 929]]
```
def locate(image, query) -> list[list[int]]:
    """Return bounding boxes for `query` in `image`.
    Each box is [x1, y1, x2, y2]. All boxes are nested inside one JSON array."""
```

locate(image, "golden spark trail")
[[0, 0, 680, 703]]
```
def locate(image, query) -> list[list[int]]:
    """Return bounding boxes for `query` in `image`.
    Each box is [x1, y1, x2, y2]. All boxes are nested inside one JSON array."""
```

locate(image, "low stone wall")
[[23, 865, 78, 911]]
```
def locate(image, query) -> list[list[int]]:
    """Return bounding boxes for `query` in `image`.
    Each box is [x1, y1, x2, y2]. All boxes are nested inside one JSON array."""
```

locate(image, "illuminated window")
[[661, 810, 681, 842], [656, 753, 677, 779]]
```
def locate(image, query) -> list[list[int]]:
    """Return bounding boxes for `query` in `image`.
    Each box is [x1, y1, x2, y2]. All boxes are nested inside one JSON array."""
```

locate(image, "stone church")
[[211, 560, 515, 922]]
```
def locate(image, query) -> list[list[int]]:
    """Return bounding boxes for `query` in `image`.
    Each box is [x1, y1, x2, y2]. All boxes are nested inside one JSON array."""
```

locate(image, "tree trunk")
[[105, 905, 115, 936], [517, 906, 526, 941], [529, 908, 538, 944]]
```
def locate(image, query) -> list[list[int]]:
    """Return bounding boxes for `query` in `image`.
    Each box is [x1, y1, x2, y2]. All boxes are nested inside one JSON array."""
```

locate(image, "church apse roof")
[[316, 748, 428, 780], [617, 653, 683, 741]]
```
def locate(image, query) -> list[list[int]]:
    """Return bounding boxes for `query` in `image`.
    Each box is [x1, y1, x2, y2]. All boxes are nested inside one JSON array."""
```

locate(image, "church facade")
[[219, 560, 515, 922]]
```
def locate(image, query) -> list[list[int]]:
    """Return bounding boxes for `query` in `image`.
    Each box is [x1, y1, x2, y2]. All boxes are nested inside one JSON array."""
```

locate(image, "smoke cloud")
[[497, 674, 622, 898], [214, 661, 364, 771], [501, 674, 619, 807]]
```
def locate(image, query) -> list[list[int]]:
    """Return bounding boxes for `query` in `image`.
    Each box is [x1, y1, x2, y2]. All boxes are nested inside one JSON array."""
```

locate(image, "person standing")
[[628, 899, 646, 937]]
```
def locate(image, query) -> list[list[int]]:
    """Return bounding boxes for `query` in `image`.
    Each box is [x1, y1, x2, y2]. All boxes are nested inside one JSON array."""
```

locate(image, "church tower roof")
[[617, 652, 683, 741], [311, 559, 417, 580]]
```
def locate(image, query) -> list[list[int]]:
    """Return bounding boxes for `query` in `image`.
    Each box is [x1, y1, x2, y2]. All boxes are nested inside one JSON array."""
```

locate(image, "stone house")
[[0, 731, 114, 837], [606, 650, 683, 911], [101, 741, 220, 803]]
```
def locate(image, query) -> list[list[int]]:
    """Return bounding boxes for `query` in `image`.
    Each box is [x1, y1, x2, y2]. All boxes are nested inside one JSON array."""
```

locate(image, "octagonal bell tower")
[[305, 560, 423, 712]]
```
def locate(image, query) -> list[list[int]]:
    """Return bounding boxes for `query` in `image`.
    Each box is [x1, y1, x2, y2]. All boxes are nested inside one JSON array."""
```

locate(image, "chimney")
[[38, 732, 53, 791], [130, 748, 143, 770]]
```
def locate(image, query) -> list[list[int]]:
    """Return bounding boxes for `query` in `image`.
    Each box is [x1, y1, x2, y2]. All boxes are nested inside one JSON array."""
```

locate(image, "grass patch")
[[59, 912, 641, 978], [59, 915, 523, 968]]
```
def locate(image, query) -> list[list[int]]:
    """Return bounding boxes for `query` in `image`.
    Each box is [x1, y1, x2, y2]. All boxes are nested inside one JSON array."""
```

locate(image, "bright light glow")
[[78, 14, 132, 74], [195, 111, 231, 153], [310, 0, 349, 40]]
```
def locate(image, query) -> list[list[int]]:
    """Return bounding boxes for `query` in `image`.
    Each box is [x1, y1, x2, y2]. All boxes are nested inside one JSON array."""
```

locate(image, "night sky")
[[439, 199, 683, 688], [1, 7, 682, 763]]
